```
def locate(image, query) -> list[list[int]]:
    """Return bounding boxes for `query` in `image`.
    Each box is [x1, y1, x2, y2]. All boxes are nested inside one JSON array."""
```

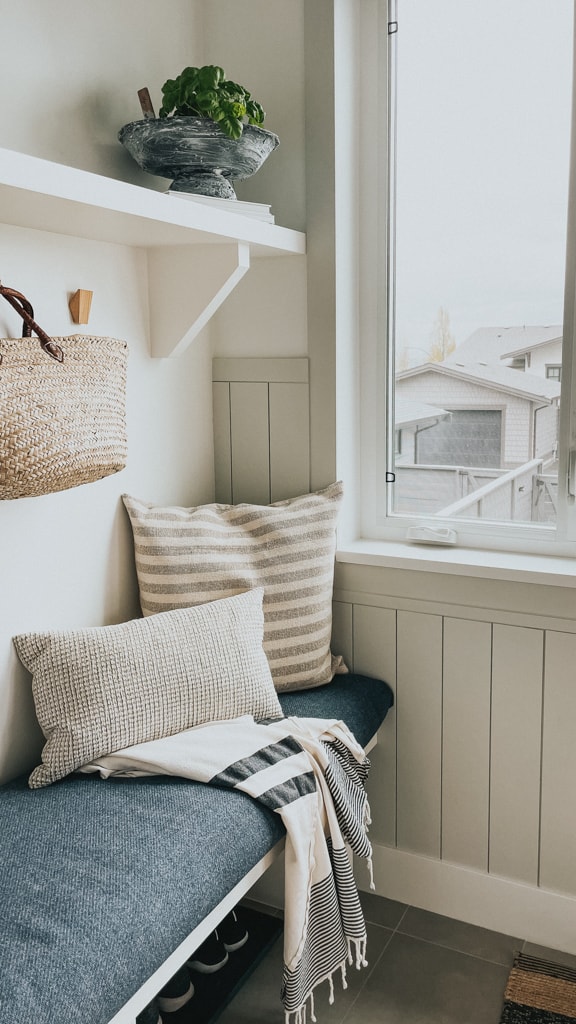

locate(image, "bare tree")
[[428, 306, 456, 362]]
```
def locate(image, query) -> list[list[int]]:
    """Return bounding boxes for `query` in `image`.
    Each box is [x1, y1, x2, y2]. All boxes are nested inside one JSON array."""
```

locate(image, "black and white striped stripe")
[[210, 737, 318, 811], [282, 871, 349, 1014], [323, 739, 372, 861], [210, 736, 304, 787]]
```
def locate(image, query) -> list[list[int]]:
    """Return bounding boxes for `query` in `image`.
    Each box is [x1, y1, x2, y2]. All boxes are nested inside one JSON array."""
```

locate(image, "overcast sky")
[[395, 0, 574, 362]]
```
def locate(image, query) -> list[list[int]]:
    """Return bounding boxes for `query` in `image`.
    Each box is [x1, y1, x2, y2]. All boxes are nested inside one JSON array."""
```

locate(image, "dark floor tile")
[[359, 890, 409, 930], [398, 906, 521, 966], [306, 922, 394, 1024], [522, 941, 576, 971], [341, 932, 509, 1024], [217, 922, 393, 1024], [215, 934, 284, 1024]]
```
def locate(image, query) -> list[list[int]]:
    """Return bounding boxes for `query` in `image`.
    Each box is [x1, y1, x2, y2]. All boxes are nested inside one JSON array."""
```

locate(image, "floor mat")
[[500, 953, 576, 1024]]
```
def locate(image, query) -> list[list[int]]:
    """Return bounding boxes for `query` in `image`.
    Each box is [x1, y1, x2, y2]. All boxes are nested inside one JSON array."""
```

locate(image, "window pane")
[[391, 0, 573, 528]]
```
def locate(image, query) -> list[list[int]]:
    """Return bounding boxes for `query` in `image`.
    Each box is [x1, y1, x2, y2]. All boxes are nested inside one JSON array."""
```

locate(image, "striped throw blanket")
[[83, 714, 374, 1023]]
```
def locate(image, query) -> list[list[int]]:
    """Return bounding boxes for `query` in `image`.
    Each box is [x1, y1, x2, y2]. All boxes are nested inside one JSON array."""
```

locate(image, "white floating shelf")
[[0, 147, 305, 254], [0, 147, 306, 355]]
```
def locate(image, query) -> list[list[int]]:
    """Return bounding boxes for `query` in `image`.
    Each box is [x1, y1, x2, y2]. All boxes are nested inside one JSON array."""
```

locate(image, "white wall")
[[202, 0, 306, 233], [0, 0, 203, 190], [0, 1, 215, 783], [204, 0, 308, 362]]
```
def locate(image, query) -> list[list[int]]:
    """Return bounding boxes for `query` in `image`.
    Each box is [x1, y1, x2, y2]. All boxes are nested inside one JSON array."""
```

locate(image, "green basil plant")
[[159, 65, 266, 140]]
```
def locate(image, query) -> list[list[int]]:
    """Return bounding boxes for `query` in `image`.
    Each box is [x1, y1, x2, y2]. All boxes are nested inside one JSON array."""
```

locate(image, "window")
[[354, 0, 576, 554]]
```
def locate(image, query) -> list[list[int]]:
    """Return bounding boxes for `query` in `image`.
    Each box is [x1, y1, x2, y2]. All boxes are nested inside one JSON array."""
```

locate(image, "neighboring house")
[[499, 334, 563, 380], [394, 396, 450, 465], [395, 361, 560, 468], [445, 325, 563, 374]]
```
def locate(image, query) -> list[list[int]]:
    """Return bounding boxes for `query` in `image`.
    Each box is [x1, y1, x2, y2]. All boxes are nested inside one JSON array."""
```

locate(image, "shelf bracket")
[[147, 242, 251, 358]]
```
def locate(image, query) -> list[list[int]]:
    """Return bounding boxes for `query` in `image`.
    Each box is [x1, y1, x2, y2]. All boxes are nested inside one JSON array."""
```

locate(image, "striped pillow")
[[14, 588, 282, 789], [122, 483, 347, 692]]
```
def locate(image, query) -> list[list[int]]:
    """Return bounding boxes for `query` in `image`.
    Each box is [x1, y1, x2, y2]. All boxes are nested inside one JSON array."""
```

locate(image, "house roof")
[[445, 326, 562, 365], [395, 397, 450, 430], [500, 335, 563, 359], [396, 361, 561, 403]]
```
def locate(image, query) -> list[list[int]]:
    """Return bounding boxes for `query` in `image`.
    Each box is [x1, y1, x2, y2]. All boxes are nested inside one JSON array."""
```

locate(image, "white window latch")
[[406, 526, 458, 546]]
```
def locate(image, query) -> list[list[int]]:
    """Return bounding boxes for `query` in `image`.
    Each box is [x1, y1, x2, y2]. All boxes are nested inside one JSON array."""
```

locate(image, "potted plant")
[[159, 64, 266, 140], [118, 65, 279, 199]]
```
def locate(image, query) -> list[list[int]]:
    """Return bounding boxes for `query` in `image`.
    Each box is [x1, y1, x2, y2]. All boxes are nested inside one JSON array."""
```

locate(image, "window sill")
[[336, 539, 576, 588]]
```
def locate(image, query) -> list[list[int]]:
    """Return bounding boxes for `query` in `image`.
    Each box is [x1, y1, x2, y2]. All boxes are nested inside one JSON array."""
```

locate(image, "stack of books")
[[166, 191, 275, 223]]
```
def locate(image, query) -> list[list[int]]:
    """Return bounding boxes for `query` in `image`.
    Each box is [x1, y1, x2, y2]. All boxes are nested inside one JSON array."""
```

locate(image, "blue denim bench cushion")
[[0, 673, 392, 1024]]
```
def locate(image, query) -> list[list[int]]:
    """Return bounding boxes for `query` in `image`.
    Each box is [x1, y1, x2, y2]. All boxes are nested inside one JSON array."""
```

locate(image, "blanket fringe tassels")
[[364, 797, 376, 890], [367, 851, 375, 890], [350, 935, 369, 970], [285, 936, 370, 1024]]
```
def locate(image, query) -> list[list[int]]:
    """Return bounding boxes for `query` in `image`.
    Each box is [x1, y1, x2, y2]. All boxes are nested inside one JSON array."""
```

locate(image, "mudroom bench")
[[0, 673, 393, 1024]]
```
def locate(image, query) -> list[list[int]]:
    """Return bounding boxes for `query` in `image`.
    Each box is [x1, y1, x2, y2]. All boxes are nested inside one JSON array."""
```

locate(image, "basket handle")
[[0, 284, 64, 363]]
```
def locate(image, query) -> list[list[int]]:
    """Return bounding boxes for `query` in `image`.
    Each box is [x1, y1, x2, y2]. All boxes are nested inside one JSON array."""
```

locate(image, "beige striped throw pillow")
[[14, 588, 282, 789], [122, 482, 347, 692]]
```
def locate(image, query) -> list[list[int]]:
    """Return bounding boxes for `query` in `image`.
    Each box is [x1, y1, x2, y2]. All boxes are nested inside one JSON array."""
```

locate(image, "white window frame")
[[340, 0, 576, 559]]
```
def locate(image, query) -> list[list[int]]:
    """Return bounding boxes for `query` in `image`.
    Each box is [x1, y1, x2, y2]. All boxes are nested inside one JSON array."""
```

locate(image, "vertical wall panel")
[[396, 610, 442, 857], [213, 358, 310, 506], [352, 605, 397, 686], [490, 624, 543, 885], [331, 600, 353, 669], [442, 618, 491, 871], [353, 604, 397, 848], [229, 381, 270, 504], [540, 631, 576, 896], [269, 382, 310, 501], [212, 382, 232, 503]]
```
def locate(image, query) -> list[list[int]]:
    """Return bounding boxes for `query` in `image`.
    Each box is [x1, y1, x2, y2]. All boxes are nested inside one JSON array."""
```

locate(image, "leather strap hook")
[[0, 283, 64, 363]]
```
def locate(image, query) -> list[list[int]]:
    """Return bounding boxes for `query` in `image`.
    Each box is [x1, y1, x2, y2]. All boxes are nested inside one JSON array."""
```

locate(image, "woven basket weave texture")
[[0, 334, 128, 500]]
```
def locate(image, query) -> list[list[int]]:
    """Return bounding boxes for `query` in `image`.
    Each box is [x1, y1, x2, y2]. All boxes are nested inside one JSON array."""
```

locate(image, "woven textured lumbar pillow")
[[14, 587, 281, 789], [122, 482, 347, 692]]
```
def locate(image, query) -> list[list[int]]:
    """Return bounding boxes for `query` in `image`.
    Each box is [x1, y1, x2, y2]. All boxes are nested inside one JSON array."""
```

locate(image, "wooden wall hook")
[[69, 289, 93, 324]]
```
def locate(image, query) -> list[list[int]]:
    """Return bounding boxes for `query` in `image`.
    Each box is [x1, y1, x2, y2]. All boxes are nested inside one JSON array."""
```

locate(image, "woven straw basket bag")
[[0, 283, 128, 500]]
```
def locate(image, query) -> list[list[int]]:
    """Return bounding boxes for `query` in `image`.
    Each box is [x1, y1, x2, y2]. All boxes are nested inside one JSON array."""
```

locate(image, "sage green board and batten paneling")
[[229, 382, 270, 505], [330, 589, 576, 905], [396, 610, 443, 857], [212, 358, 310, 504], [489, 624, 544, 885], [351, 604, 397, 848], [540, 630, 576, 895], [331, 600, 353, 668], [442, 617, 491, 872], [268, 382, 310, 502]]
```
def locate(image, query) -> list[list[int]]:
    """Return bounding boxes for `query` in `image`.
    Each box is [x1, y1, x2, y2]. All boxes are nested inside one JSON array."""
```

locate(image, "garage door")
[[416, 409, 502, 468]]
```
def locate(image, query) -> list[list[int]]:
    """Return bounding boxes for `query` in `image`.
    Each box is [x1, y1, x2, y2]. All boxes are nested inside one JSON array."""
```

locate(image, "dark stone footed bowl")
[[118, 116, 280, 199]]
